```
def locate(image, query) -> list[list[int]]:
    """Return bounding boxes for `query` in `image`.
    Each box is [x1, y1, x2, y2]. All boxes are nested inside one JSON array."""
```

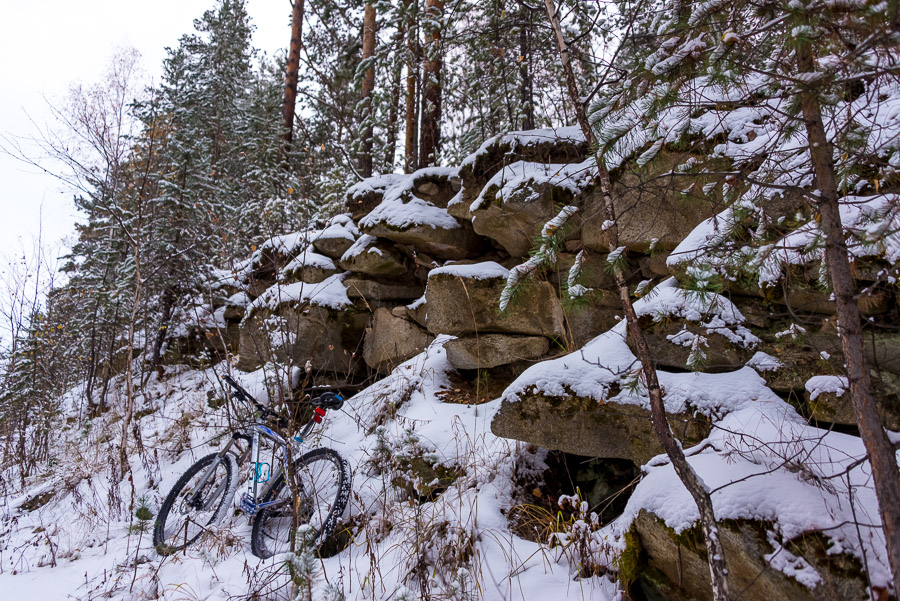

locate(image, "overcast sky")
[[0, 0, 293, 261]]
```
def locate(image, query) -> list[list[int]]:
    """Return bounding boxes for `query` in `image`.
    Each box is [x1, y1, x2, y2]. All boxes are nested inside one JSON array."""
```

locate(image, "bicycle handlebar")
[[220, 373, 345, 425], [222, 374, 270, 417]]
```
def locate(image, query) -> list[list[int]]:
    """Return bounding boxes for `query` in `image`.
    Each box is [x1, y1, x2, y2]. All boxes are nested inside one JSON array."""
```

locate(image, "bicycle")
[[152, 373, 351, 559]]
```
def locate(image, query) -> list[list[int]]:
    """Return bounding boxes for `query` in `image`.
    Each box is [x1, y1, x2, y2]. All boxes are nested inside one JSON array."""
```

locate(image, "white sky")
[[0, 0, 294, 261]]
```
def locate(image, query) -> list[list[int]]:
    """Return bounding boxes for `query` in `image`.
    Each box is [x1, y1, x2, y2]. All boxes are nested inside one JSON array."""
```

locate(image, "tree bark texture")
[[385, 65, 402, 170], [419, 0, 443, 167], [404, 0, 419, 173], [359, 1, 377, 178], [544, 0, 731, 597], [282, 0, 305, 152], [384, 11, 405, 171], [517, 0, 535, 130], [602, 166, 731, 601], [798, 46, 900, 594]]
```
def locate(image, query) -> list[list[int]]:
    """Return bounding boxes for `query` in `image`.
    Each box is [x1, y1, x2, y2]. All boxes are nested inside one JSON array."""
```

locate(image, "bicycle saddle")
[[311, 391, 344, 411]]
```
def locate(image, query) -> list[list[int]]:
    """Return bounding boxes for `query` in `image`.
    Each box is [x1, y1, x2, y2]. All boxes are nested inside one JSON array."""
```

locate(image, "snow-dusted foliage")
[[498, 205, 581, 311], [590, 0, 900, 291]]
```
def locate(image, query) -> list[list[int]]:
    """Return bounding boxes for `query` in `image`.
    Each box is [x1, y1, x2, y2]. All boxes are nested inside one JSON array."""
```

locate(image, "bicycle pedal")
[[239, 493, 258, 515]]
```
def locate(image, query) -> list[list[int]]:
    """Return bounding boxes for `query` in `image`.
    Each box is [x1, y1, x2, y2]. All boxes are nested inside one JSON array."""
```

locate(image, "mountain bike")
[[152, 374, 351, 559]]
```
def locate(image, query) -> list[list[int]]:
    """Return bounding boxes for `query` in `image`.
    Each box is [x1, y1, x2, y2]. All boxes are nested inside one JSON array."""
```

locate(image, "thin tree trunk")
[[359, 1, 377, 178], [385, 63, 403, 169], [119, 247, 141, 479], [419, 0, 443, 167], [543, 0, 593, 144], [798, 46, 900, 593], [544, 0, 730, 597], [85, 300, 101, 413], [99, 300, 122, 408], [518, 1, 535, 130], [149, 286, 176, 378], [404, 0, 419, 173], [282, 0, 305, 153]]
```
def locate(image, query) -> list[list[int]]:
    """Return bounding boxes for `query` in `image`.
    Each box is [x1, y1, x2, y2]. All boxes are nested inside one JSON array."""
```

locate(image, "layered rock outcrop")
[[170, 123, 898, 600]]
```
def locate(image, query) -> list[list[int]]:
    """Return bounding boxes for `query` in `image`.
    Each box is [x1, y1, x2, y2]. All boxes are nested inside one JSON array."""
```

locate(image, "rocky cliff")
[[157, 124, 900, 599]]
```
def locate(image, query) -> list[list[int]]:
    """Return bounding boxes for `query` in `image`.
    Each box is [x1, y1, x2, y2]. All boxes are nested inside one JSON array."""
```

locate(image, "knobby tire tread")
[[250, 447, 351, 559]]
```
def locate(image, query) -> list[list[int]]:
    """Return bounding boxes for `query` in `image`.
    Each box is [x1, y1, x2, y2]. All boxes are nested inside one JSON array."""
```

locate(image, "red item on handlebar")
[[313, 406, 327, 423]]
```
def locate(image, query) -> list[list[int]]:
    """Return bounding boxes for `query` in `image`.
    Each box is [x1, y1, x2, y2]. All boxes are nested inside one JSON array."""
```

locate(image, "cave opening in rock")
[[509, 448, 640, 543]]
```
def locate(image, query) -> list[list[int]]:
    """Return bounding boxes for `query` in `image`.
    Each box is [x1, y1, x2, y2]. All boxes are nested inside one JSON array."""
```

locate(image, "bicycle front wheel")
[[251, 447, 351, 559], [153, 452, 237, 555]]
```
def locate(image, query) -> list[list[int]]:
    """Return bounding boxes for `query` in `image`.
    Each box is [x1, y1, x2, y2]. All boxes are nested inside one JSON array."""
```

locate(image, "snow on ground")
[[607, 403, 894, 588], [2, 279, 896, 599], [500, 291, 896, 590], [0, 344, 620, 601]]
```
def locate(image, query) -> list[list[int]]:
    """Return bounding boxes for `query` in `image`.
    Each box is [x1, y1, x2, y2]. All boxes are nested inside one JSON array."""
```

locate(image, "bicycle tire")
[[153, 452, 237, 555], [250, 447, 351, 559]]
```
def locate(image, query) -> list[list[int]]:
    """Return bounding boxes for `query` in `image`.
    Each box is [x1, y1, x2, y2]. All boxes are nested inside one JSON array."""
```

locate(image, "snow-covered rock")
[[362, 307, 434, 373], [469, 160, 596, 257], [359, 167, 482, 260], [238, 275, 366, 373], [337, 234, 408, 277], [582, 149, 714, 253], [424, 261, 565, 338], [443, 333, 550, 370]]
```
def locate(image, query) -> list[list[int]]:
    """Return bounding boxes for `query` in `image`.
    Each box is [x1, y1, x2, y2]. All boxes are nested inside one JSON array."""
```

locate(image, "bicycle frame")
[[240, 423, 290, 515], [153, 375, 348, 558], [178, 375, 341, 521], [188, 403, 326, 519]]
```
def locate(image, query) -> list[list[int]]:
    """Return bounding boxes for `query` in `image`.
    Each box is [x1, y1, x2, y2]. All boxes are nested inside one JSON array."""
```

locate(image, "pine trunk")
[[798, 46, 900, 594], [518, 1, 535, 130], [385, 63, 403, 170], [419, 0, 443, 167], [359, 1, 377, 178], [404, 0, 419, 173], [282, 0, 305, 152]]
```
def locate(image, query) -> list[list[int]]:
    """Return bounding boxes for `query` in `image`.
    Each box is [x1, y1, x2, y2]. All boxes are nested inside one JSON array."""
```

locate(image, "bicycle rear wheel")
[[153, 453, 237, 555], [250, 447, 350, 559]]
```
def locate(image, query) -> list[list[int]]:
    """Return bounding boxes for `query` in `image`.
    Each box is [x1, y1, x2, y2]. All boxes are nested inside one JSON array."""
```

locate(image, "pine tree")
[[590, 0, 900, 591]]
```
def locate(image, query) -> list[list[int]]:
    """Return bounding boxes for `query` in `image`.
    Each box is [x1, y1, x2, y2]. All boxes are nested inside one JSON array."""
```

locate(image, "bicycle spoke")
[[252, 449, 348, 558], [154, 454, 234, 554]]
